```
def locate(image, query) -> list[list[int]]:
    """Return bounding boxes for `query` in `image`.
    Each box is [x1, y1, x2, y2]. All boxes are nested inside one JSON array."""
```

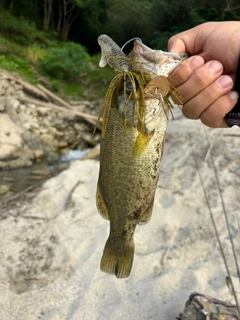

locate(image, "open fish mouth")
[[129, 39, 188, 75]]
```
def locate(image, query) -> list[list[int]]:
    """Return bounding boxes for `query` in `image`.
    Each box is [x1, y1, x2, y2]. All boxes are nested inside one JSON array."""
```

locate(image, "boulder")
[[0, 113, 35, 168], [0, 144, 19, 160]]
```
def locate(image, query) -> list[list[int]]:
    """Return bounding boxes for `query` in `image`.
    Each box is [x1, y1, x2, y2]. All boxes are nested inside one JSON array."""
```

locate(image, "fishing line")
[[188, 131, 240, 315], [203, 127, 240, 286], [121, 37, 142, 52]]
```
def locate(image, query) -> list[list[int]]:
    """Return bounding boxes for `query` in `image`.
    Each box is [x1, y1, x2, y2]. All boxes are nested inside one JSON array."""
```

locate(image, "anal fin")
[[138, 197, 154, 225], [96, 183, 109, 220]]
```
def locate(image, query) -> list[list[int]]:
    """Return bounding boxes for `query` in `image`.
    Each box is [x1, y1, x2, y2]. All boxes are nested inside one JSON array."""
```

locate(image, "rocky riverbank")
[[0, 110, 240, 319], [0, 69, 101, 196]]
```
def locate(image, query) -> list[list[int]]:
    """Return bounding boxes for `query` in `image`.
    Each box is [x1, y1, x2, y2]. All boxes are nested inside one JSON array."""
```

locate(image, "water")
[[0, 148, 91, 201]]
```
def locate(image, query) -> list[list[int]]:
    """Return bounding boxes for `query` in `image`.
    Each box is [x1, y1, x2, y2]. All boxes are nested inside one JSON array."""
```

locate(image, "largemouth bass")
[[96, 34, 187, 278]]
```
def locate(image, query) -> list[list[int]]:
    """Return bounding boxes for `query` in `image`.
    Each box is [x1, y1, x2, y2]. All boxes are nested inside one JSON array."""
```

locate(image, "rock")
[[31, 122, 40, 129], [0, 144, 19, 160], [13, 84, 23, 92], [37, 107, 48, 117], [40, 133, 54, 147], [41, 118, 50, 127], [18, 103, 26, 112], [73, 122, 83, 131], [28, 103, 36, 110], [31, 165, 50, 176], [0, 184, 10, 194], [7, 96, 20, 109], [58, 140, 68, 148], [34, 149, 45, 160], [23, 122, 31, 130], [0, 97, 6, 111], [59, 147, 70, 154], [5, 86, 15, 97], [5, 97, 22, 125], [0, 145, 34, 169], [0, 79, 8, 96], [64, 131, 76, 144], [23, 130, 42, 150], [0, 113, 23, 147], [47, 151, 60, 163], [0, 113, 37, 169], [82, 132, 96, 147], [0, 70, 98, 172], [39, 128, 49, 134]]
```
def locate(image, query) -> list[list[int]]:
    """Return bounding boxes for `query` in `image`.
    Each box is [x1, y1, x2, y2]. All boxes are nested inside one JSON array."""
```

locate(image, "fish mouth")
[[133, 39, 188, 62], [133, 40, 154, 55]]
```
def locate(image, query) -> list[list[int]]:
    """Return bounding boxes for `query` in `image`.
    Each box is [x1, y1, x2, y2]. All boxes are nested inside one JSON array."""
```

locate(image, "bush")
[[39, 42, 90, 81]]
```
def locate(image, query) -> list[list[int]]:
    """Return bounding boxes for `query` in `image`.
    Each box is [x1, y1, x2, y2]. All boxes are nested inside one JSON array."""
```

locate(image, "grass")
[[0, 55, 34, 80]]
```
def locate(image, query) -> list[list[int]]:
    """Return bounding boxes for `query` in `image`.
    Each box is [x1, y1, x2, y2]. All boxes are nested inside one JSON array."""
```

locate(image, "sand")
[[0, 108, 240, 320]]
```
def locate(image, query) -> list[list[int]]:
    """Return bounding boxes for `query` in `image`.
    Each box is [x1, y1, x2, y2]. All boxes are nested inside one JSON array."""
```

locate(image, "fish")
[[96, 34, 187, 278]]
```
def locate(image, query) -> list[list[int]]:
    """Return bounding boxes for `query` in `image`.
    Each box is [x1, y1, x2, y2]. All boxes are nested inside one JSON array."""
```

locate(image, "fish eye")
[[126, 81, 133, 91]]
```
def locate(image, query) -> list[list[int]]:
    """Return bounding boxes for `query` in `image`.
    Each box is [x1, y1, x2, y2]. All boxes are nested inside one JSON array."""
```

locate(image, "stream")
[[0, 148, 91, 202]]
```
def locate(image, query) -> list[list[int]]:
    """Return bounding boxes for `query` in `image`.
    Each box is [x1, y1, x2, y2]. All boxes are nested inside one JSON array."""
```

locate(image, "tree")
[[43, 0, 53, 31], [222, 0, 240, 19]]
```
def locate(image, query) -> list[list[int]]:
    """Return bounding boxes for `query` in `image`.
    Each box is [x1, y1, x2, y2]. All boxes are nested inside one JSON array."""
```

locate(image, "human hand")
[[168, 21, 240, 128]]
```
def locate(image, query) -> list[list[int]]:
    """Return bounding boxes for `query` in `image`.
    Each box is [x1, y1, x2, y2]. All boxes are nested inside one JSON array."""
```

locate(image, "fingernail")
[[217, 76, 233, 88], [189, 56, 204, 71], [229, 91, 239, 100], [208, 61, 222, 74]]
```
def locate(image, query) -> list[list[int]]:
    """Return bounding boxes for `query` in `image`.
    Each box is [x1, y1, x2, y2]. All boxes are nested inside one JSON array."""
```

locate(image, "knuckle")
[[192, 69, 207, 86], [182, 104, 199, 120], [168, 62, 190, 86], [200, 98, 227, 128], [200, 112, 217, 127]]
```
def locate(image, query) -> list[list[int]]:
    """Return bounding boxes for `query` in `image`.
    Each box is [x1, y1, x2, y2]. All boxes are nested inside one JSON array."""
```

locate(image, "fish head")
[[129, 39, 188, 76]]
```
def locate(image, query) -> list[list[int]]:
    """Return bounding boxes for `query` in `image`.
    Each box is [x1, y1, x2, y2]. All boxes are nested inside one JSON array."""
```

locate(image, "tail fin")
[[100, 237, 134, 278]]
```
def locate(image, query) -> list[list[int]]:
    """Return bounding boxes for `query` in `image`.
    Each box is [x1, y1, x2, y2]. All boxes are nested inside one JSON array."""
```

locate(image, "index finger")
[[168, 55, 204, 87]]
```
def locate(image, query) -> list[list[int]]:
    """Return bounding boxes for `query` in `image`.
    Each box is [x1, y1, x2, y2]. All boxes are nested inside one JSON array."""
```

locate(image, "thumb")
[[168, 35, 187, 53]]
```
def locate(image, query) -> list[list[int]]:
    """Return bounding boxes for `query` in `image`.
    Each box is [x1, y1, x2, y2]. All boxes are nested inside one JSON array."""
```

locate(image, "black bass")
[[96, 34, 187, 278]]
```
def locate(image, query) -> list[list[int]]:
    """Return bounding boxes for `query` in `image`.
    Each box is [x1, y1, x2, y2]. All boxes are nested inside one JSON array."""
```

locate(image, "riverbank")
[[0, 108, 239, 319]]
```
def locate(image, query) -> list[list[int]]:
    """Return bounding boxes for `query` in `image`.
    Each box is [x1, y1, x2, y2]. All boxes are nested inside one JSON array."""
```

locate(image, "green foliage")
[[82, 53, 115, 98], [150, 0, 223, 50], [150, 31, 174, 51], [50, 79, 61, 92], [23, 45, 47, 65], [0, 55, 34, 79], [0, 0, 237, 101], [0, 13, 36, 45], [39, 42, 90, 81], [63, 83, 84, 99], [102, 0, 155, 46], [3, 0, 41, 23], [59, 53, 115, 100], [0, 10, 58, 47], [0, 34, 22, 55]]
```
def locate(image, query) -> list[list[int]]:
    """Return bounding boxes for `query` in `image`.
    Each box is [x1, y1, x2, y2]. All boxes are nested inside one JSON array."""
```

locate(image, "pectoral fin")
[[96, 184, 109, 220], [138, 197, 154, 225], [133, 130, 154, 157]]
